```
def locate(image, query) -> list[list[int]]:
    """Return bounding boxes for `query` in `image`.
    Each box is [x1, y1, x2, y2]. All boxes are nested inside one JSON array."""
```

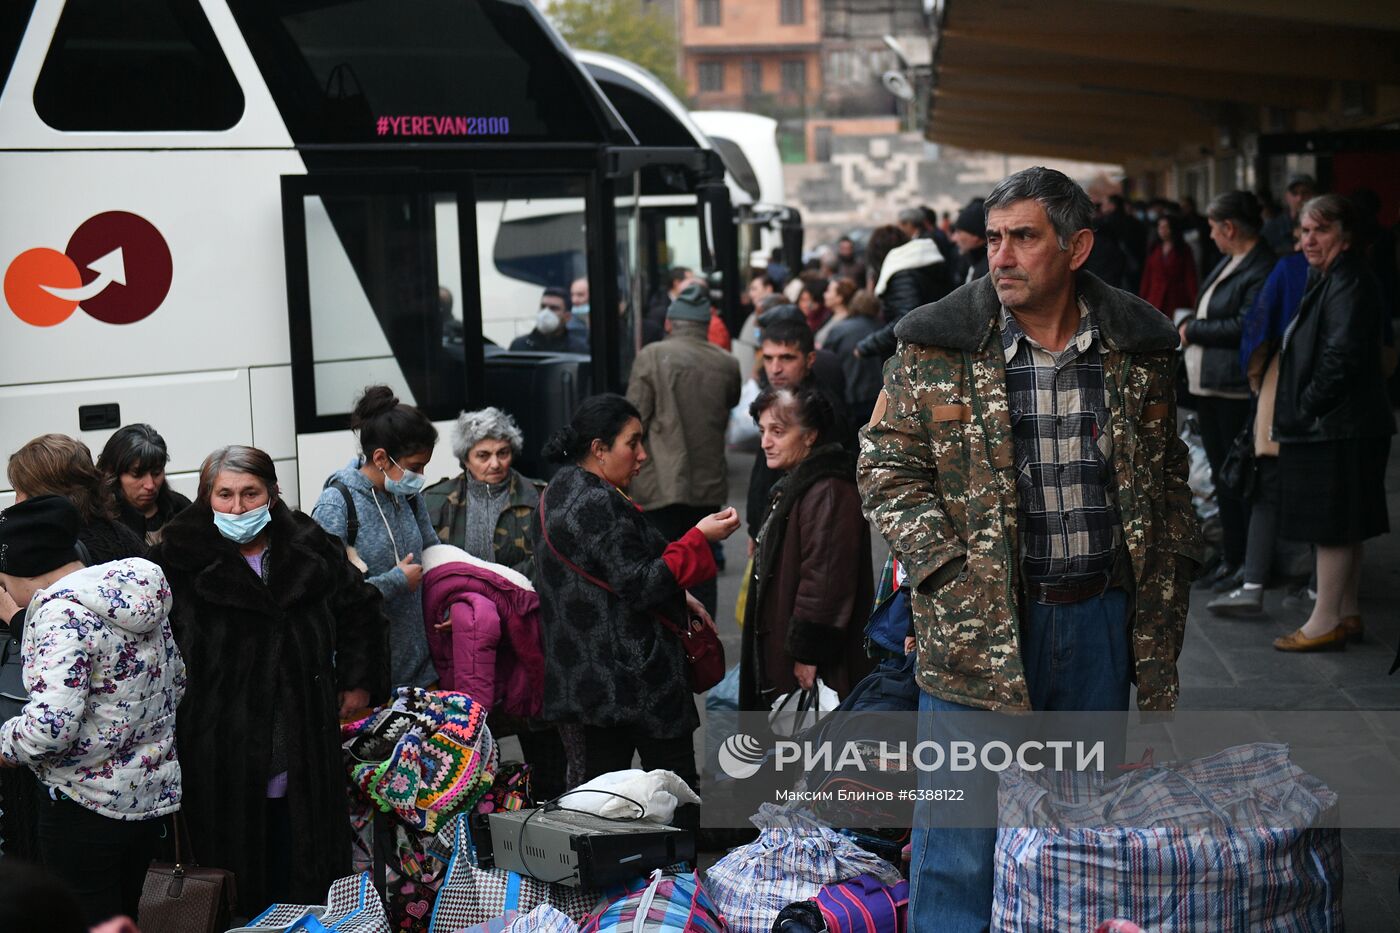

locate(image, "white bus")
[[0, 0, 731, 505]]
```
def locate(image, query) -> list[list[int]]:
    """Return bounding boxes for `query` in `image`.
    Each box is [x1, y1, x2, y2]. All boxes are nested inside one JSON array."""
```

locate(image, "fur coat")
[[152, 502, 388, 912]]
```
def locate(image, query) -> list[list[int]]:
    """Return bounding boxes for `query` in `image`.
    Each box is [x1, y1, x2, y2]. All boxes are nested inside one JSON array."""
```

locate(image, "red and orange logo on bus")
[[4, 211, 172, 327]]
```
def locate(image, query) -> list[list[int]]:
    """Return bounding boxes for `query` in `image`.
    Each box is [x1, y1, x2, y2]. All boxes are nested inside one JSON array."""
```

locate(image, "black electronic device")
[[486, 808, 694, 888]]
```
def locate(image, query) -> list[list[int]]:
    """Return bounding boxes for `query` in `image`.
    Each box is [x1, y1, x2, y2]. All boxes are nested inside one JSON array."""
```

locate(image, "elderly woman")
[[421, 409, 567, 796], [96, 423, 192, 547], [531, 395, 739, 824], [1270, 195, 1396, 652], [422, 407, 544, 576], [740, 386, 873, 712], [153, 446, 387, 910], [0, 495, 185, 925]]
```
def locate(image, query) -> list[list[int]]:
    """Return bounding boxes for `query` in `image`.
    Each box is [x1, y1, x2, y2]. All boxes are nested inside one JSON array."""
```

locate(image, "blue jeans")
[[908, 587, 1131, 933]]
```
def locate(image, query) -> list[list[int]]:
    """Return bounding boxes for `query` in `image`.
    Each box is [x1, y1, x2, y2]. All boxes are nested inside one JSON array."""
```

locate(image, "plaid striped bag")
[[992, 743, 1341, 932], [579, 869, 726, 932], [704, 806, 901, 933], [427, 809, 599, 932], [232, 873, 391, 933]]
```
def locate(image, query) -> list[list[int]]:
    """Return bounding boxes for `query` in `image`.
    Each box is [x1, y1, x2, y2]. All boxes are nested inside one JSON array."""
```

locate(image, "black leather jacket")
[[1273, 251, 1397, 444], [1184, 240, 1274, 395], [855, 264, 954, 360]]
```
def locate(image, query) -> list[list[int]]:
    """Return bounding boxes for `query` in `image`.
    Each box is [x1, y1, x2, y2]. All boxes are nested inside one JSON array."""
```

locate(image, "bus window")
[[33, 0, 244, 131], [475, 176, 589, 349], [0, 2, 36, 98], [663, 216, 704, 274], [298, 190, 469, 422]]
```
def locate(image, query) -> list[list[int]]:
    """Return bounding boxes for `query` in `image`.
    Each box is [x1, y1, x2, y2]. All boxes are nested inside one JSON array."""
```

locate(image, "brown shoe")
[[1339, 615, 1363, 644], [1273, 627, 1348, 652]]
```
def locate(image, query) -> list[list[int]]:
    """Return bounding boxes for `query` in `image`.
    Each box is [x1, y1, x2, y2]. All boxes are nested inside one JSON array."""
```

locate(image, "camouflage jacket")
[[857, 272, 1201, 711], [421, 469, 544, 579]]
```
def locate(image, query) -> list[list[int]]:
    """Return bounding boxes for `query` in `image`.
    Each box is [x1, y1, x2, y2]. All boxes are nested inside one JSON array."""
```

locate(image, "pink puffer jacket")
[[420, 545, 543, 717]]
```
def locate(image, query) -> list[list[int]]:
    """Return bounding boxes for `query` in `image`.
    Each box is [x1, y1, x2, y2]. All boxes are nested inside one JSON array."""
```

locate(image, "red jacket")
[[1139, 242, 1198, 316], [421, 545, 544, 717]]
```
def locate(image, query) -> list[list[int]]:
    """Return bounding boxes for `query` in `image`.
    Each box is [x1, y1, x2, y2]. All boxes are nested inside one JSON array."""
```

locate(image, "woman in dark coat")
[[1178, 191, 1276, 590], [153, 445, 387, 912], [530, 395, 740, 821], [1270, 195, 1396, 652], [740, 386, 874, 712]]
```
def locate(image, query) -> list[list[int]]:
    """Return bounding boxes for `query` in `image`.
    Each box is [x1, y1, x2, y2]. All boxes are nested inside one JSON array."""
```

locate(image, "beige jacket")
[[626, 321, 742, 509]]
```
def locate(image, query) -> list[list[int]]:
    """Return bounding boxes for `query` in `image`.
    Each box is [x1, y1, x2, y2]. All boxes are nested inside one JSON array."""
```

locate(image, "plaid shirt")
[[1000, 300, 1122, 584]]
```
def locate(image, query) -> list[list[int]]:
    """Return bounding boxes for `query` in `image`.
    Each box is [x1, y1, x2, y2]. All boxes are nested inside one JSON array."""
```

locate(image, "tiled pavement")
[[707, 447, 1400, 928]]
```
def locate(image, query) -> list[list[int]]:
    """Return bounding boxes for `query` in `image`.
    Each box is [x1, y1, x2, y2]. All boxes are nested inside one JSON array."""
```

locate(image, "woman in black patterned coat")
[[530, 395, 740, 820]]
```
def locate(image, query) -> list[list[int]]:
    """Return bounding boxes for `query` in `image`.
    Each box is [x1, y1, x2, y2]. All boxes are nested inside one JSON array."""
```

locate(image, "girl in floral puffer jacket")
[[0, 495, 186, 925]]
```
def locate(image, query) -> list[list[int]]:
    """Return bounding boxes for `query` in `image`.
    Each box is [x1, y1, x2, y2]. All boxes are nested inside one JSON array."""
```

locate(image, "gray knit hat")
[[667, 283, 710, 323]]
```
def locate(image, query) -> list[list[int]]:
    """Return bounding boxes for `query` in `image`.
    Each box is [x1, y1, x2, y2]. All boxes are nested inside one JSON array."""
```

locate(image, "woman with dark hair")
[[152, 445, 387, 911], [815, 275, 858, 349], [1138, 213, 1198, 316], [96, 423, 192, 547], [741, 386, 872, 711], [530, 394, 739, 821], [1178, 191, 1276, 591], [1270, 195, 1396, 651], [798, 274, 831, 337], [7, 434, 146, 564], [312, 385, 440, 688], [822, 286, 884, 427]]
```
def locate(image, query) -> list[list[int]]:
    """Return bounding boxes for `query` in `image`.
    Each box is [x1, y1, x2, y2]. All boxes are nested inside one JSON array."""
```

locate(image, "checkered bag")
[[344, 688, 499, 834], [993, 743, 1341, 932], [508, 905, 580, 933], [579, 869, 726, 933], [231, 873, 390, 933], [703, 806, 900, 933], [427, 809, 599, 932]]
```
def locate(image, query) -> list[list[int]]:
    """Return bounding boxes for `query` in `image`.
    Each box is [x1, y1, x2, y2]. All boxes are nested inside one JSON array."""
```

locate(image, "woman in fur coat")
[[153, 445, 387, 914]]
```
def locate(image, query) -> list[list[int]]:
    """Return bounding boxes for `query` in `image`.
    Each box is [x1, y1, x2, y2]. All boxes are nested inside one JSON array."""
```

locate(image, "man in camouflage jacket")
[[859, 183, 1199, 714], [858, 168, 1201, 932]]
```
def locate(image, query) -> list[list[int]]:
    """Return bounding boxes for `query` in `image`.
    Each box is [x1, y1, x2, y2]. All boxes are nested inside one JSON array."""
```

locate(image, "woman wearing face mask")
[[739, 386, 873, 712], [312, 385, 441, 688], [151, 446, 387, 912], [531, 394, 740, 827]]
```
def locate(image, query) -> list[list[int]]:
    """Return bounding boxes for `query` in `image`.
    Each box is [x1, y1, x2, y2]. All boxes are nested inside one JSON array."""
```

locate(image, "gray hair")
[[197, 445, 278, 503], [453, 407, 524, 462], [983, 166, 1095, 250], [896, 207, 925, 228], [1299, 194, 1356, 238]]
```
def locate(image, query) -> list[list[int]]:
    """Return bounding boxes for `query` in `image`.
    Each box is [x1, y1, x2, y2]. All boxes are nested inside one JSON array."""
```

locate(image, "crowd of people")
[[0, 165, 1395, 932]]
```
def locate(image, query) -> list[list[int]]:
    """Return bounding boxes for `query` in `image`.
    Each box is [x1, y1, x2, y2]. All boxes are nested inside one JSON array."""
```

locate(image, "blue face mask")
[[385, 458, 427, 497], [213, 504, 272, 544], [573, 303, 590, 317]]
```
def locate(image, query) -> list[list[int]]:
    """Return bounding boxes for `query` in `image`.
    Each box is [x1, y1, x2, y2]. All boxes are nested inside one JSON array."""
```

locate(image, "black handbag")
[[1218, 415, 1257, 500]]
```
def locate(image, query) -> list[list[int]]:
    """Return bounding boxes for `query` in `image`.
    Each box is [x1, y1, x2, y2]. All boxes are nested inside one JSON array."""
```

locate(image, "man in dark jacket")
[[951, 198, 989, 284], [509, 287, 588, 353]]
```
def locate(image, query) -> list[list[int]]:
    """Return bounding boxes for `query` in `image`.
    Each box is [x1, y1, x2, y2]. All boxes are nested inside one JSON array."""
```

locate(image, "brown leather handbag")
[[138, 812, 237, 933]]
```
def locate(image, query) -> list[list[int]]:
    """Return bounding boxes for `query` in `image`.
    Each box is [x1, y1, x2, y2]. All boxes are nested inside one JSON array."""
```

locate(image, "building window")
[[698, 60, 724, 93], [780, 59, 806, 94], [743, 59, 762, 94], [697, 0, 720, 27], [780, 0, 803, 26]]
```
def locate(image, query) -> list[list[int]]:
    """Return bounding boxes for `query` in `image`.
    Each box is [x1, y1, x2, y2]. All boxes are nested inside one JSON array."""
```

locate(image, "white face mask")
[[536, 309, 562, 334]]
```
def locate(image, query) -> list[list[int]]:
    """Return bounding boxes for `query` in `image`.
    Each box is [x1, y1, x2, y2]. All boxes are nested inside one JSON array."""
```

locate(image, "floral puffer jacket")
[[0, 558, 186, 820]]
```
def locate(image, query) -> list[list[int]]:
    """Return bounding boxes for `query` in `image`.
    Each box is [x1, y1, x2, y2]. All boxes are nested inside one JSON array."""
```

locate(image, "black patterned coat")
[[530, 465, 697, 739]]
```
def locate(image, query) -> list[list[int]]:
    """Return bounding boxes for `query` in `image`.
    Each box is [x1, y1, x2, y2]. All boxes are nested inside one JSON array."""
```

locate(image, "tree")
[[546, 0, 684, 99]]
